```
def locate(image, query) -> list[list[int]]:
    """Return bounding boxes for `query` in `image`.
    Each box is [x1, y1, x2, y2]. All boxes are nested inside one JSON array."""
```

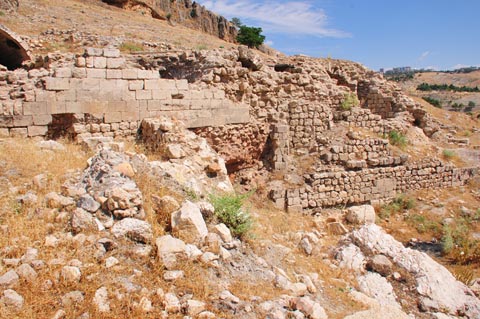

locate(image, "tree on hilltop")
[[237, 25, 265, 48]]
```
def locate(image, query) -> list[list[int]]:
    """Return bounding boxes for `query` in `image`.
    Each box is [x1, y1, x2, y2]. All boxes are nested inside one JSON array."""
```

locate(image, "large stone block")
[[10, 128, 27, 137], [106, 69, 122, 79], [135, 90, 152, 100], [72, 68, 87, 79], [34, 90, 55, 102], [129, 80, 144, 91], [151, 90, 170, 100], [83, 101, 108, 114], [87, 69, 106, 79], [121, 111, 139, 122], [122, 69, 138, 80], [32, 114, 52, 125], [103, 48, 120, 58], [23, 102, 47, 115], [106, 58, 125, 69], [56, 90, 76, 102], [65, 102, 84, 113], [54, 68, 73, 78], [176, 79, 189, 90], [138, 70, 159, 79], [79, 79, 101, 90], [13, 115, 33, 126], [45, 78, 70, 91], [104, 112, 122, 123], [85, 48, 103, 57], [49, 101, 66, 114], [28, 126, 48, 137]]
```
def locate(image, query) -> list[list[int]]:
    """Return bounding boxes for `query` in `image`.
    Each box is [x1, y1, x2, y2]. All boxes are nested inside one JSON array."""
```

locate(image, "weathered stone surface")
[[94, 286, 110, 313], [0, 269, 19, 288], [156, 235, 187, 269], [349, 224, 480, 317], [357, 272, 399, 307], [171, 200, 208, 244], [367, 255, 393, 276], [61, 266, 82, 283], [346, 205, 376, 224], [111, 218, 152, 243], [71, 208, 97, 233]]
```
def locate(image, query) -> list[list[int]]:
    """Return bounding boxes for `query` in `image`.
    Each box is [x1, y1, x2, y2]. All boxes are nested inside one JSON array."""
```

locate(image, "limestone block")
[[65, 102, 84, 113], [49, 101, 66, 114], [106, 58, 125, 69], [56, 90, 76, 102], [45, 78, 70, 91], [138, 70, 159, 79], [124, 101, 139, 112], [87, 69, 106, 79], [171, 201, 208, 244], [85, 56, 94, 68], [136, 90, 152, 100], [83, 101, 107, 114], [85, 48, 103, 57], [32, 114, 52, 125], [151, 90, 170, 100], [54, 68, 72, 78], [28, 126, 47, 137], [9, 128, 27, 137], [122, 69, 138, 80], [72, 68, 87, 79], [0, 128, 9, 137], [13, 115, 33, 126], [23, 102, 47, 115], [147, 79, 176, 90], [129, 80, 144, 91], [75, 57, 86, 67], [346, 205, 376, 224], [176, 79, 188, 90], [106, 69, 122, 79], [103, 48, 120, 58], [104, 112, 122, 123]]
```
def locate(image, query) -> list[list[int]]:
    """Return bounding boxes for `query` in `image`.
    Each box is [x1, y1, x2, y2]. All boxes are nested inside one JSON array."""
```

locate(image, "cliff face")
[[101, 0, 237, 42]]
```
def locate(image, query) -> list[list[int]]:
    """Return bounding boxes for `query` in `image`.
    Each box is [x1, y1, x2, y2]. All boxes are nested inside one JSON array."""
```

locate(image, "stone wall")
[[273, 160, 477, 212], [0, 48, 249, 138]]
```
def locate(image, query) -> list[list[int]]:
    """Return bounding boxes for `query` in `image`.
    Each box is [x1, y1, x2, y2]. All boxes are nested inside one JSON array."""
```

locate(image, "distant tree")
[[231, 17, 242, 29], [468, 101, 476, 107], [237, 25, 265, 48]]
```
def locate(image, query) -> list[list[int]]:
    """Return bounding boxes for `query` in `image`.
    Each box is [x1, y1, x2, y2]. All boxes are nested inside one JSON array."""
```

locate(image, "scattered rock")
[[0, 270, 19, 288], [163, 270, 184, 281], [61, 290, 85, 307], [367, 255, 393, 277], [94, 286, 110, 313], [171, 200, 208, 244], [156, 235, 187, 269], [77, 194, 101, 213], [71, 208, 97, 233], [16, 263, 37, 282], [61, 266, 82, 283], [1, 289, 24, 310], [111, 218, 152, 243], [346, 205, 376, 224]]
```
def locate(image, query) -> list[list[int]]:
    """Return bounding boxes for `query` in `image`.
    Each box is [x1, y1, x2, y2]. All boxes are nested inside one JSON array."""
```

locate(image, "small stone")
[[114, 162, 135, 178], [187, 299, 206, 316], [198, 311, 216, 319], [51, 309, 67, 319], [300, 237, 313, 255], [0, 270, 19, 288], [212, 223, 233, 243], [171, 200, 208, 244], [152, 195, 180, 218], [105, 256, 119, 268], [61, 290, 85, 307], [165, 144, 185, 159], [138, 297, 153, 312], [21, 247, 38, 263], [16, 263, 37, 282], [164, 293, 181, 313], [45, 235, 59, 247], [163, 270, 184, 281], [77, 194, 100, 213], [1, 289, 24, 310], [45, 192, 75, 209], [156, 235, 187, 270], [61, 266, 81, 283], [111, 218, 153, 243], [94, 287, 110, 313], [367, 255, 393, 276], [71, 208, 97, 233]]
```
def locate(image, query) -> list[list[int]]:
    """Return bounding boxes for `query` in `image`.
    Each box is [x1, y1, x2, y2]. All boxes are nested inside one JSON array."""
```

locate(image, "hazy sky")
[[197, 0, 480, 71]]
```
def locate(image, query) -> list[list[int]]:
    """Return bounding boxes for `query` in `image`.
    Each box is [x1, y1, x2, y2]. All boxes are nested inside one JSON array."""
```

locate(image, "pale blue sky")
[[198, 0, 480, 71]]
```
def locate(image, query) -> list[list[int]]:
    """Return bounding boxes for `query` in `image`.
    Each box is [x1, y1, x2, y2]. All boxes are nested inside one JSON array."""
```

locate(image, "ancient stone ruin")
[[0, 24, 30, 70], [0, 40, 477, 211]]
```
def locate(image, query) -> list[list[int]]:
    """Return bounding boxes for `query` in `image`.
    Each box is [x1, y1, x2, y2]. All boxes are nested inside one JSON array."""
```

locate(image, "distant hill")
[[396, 70, 480, 113]]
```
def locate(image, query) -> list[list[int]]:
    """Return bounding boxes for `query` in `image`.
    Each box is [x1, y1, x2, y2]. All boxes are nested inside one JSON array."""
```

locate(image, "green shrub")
[[231, 17, 242, 29], [209, 192, 253, 238], [237, 25, 265, 48], [441, 225, 454, 254], [340, 92, 360, 110], [379, 194, 416, 219], [388, 130, 407, 148], [468, 101, 476, 107], [166, 13, 172, 20], [0, 11, 4, 16], [442, 149, 456, 159], [119, 42, 143, 53], [422, 96, 442, 108]]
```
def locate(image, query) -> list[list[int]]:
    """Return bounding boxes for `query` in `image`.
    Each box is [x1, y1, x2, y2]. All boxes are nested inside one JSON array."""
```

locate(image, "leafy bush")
[[231, 17, 242, 29], [441, 225, 454, 254], [442, 149, 456, 159], [441, 218, 480, 264], [388, 130, 407, 148], [417, 83, 480, 93], [422, 96, 442, 108], [237, 25, 265, 48], [209, 192, 253, 238], [468, 101, 476, 107], [340, 92, 360, 110]]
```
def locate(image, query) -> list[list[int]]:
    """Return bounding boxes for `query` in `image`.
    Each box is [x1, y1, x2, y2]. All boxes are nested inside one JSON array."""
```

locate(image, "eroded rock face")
[[339, 224, 480, 318]]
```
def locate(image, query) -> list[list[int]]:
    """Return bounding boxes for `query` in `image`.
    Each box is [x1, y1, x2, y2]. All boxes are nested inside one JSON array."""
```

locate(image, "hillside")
[[0, 0, 480, 318], [398, 70, 480, 113]]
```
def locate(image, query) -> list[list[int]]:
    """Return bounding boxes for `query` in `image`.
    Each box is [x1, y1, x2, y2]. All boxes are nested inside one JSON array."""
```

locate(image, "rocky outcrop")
[[337, 224, 480, 318], [101, 0, 237, 42]]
